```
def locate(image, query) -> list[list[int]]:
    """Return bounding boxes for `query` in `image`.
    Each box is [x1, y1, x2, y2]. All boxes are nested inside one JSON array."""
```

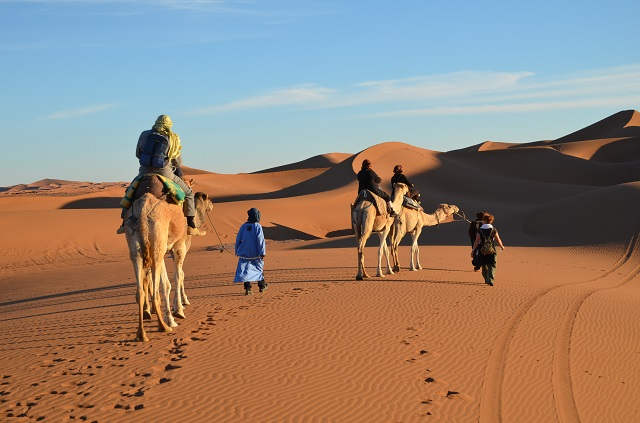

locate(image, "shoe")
[[473, 266, 480, 272], [258, 282, 268, 293], [486, 281, 493, 286], [116, 225, 125, 234], [187, 227, 206, 236], [244, 289, 253, 296]]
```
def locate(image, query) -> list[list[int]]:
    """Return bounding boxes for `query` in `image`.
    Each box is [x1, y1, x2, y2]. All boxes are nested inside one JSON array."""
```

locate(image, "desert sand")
[[1, 110, 639, 422]]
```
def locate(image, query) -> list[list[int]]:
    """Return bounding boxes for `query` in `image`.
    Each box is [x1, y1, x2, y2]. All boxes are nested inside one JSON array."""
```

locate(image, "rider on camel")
[[356, 159, 395, 216], [391, 164, 421, 206], [117, 114, 204, 236]]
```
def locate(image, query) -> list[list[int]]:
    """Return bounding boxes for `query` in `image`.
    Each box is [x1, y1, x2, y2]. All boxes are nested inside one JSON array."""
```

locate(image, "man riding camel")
[[356, 159, 395, 216], [391, 164, 422, 208], [117, 114, 204, 236]]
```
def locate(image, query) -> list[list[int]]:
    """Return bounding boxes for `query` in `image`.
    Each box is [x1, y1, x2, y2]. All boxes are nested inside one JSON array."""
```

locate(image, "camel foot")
[[168, 318, 178, 328], [173, 310, 186, 319], [393, 265, 400, 272], [356, 275, 363, 281], [136, 329, 149, 342], [417, 265, 423, 270], [377, 273, 385, 278], [410, 267, 418, 272], [182, 298, 191, 306], [143, 310, 152, 320], [159, 324, 173, 333]]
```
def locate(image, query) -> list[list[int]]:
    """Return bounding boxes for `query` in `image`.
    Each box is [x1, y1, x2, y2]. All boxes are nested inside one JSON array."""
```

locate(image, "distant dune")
[[253, 152, 351, 173], [0, 110, 639, 270]]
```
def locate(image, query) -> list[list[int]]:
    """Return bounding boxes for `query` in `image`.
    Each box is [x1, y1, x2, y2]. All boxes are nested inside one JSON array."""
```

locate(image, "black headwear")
[[361, 159, 371, 170], [247, 208, 260, 223]]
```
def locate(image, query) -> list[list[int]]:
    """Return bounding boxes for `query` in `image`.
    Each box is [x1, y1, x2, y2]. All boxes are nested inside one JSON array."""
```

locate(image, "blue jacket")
[[235, 222, 266, 259]]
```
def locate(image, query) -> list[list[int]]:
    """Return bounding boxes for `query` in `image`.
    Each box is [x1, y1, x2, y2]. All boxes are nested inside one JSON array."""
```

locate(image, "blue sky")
[[1, 0, 639, 186]]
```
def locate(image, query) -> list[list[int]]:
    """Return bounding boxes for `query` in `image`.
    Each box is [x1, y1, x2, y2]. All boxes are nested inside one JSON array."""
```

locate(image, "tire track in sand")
[[552, 232, 640, 423], [479, 232, 640, 423]]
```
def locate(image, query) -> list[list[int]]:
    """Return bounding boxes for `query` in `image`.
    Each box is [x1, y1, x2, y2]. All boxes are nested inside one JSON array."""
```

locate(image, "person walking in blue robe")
[[234, 208, 267, 295]]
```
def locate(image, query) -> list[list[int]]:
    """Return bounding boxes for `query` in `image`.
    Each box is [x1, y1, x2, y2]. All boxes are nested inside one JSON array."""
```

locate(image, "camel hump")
[[133, 174, 166, 203], [355, 189, 387, 217]]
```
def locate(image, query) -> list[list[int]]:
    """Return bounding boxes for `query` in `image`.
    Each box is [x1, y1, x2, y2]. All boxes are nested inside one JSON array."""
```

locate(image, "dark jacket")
[[391, 172, 414, 190], [357, 168, 390, 202]]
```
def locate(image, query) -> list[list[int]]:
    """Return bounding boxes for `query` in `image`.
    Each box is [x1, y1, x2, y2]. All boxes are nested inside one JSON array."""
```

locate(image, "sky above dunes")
[[1, 0, 639, 186]]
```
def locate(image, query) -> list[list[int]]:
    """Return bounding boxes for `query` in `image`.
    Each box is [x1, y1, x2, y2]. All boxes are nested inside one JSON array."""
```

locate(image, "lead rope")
[[204, 208, 235, 256]]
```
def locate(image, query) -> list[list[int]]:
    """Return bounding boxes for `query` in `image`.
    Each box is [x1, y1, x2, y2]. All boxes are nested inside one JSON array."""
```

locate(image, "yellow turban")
[[152, 114, 182, 160]]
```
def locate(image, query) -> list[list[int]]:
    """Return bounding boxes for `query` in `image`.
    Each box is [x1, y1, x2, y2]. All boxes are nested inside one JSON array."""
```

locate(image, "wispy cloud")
[[190, 85, 334, 115], [189, 64, 640, 117], [46, 103, 115, 119], [366, 96, 640, 118], [0, 0, 319, 15]]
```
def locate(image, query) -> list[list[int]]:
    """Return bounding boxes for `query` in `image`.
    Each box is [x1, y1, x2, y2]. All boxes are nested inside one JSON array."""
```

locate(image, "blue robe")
[[234, 222, 266, 282]]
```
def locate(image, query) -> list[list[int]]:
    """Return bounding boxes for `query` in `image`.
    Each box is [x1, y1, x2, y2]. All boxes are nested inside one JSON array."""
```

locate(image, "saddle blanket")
[[354, 189, 388, 217], [403, 196, 422, 210], [120, 173, 186, 209]]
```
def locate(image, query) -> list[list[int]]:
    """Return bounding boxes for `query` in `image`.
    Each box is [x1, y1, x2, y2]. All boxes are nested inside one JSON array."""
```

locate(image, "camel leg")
[[380, 228, 394, 276], [376, 230, 393, 277], [160, 262, 178, 328], [356, 235, 368, 280], [171, 243, 187, 318], [177, 247, 190, 307], [391, 224, 401, 273], [409, 230, 418, 271], [414, 225, 424, 270], [151, 254, 172, 333], [132, 257, 149, 342], [143, 269, 152, 320]]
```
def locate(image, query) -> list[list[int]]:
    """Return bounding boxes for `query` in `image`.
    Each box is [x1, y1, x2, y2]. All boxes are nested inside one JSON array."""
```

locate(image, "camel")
[[352, 182, 409, 280], [125, 191, 212, 342], [390, 203, 460, 272]]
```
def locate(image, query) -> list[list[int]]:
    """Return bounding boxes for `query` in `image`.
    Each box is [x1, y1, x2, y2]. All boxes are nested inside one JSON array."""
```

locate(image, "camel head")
[[434, 203, 460, 223], [194, 192, 213, 229]]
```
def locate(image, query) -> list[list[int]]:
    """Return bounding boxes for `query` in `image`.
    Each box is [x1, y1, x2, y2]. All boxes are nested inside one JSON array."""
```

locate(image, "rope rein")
[[204, 207, 235, 256]]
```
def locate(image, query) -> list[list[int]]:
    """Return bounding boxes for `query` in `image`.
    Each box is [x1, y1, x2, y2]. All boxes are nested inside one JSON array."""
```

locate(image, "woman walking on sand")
[[471, 212, 505, 286], [234, 208, 267, 295]]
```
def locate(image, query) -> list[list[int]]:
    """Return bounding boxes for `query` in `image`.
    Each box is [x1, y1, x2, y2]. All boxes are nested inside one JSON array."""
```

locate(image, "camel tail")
[[135, 195, 154, 268]]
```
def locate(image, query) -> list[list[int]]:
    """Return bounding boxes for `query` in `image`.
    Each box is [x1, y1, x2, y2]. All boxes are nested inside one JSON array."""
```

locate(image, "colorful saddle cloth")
[[120, 173, 186, 209]]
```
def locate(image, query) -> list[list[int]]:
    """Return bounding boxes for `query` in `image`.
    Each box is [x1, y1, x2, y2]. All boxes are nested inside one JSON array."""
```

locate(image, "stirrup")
[[116, 225, 125, 234]]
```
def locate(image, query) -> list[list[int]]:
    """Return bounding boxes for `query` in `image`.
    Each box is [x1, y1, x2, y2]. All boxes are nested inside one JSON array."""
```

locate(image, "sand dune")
[[1, 110, 639, 421]]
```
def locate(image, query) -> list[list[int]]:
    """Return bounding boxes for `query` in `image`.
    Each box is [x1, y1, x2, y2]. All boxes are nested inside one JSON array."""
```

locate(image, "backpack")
[[479, 228, 496, 255], [139, 131, 171, 169]]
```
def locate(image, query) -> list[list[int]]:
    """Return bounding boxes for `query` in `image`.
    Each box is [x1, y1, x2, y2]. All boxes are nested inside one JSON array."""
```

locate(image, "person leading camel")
[[357, 159, 395, 216], [234, 208, 267, 295], [471, 212, 505, 286], [117, 114, 203, 235]]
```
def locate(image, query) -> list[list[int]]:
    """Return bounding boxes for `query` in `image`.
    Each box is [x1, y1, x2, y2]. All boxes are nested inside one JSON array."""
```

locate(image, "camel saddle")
[[134, 174, 173, 203], [353, 189, 388, 217], [120, 173, 186, 209], [403, 196, 422, 211]]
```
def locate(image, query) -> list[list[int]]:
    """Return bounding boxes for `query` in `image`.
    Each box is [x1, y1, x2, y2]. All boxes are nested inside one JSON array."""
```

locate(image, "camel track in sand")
[[479, 231, 640, 423]]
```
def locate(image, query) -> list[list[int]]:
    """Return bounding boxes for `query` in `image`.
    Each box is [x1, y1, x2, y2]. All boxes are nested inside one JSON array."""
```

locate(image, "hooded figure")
[[234, 208, 267, 295]]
